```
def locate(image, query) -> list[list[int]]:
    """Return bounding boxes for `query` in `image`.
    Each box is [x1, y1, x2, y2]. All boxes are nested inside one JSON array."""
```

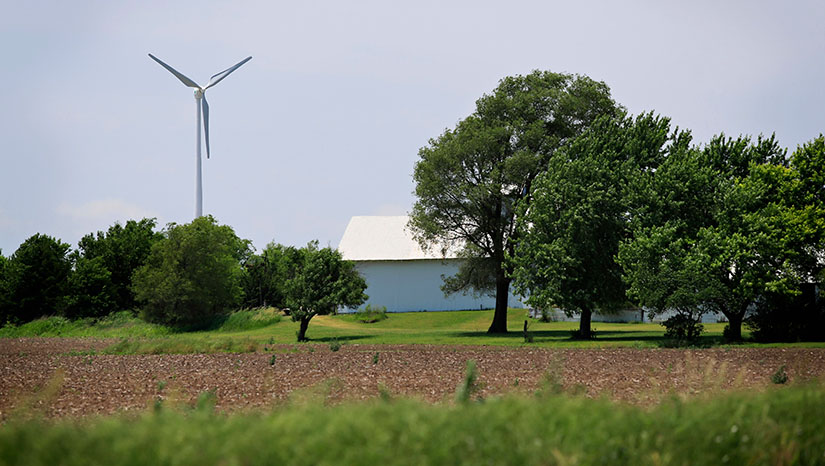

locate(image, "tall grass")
[[1, 383, 823, 465], [0, 311, 170, 338], [0, 308, 281, 340]]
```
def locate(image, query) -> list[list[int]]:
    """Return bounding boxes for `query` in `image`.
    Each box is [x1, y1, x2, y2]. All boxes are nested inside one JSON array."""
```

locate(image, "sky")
[[1, 0, 823, 256]]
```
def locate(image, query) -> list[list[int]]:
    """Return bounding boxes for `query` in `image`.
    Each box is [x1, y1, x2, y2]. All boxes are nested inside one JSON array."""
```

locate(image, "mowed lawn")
[[190, 308, 735, 348], [7, 308, 825, 350]]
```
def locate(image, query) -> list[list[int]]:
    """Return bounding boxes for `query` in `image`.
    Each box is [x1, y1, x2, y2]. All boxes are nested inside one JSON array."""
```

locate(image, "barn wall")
[[352, 259, 525, 312]]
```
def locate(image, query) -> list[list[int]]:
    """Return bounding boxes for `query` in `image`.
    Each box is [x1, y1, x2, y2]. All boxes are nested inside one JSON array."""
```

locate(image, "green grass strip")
[[2, 384, 824, 465]]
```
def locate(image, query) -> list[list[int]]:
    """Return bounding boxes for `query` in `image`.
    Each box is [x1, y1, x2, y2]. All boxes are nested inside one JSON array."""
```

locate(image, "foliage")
[[770, 365, 789, 384], [72, 219, 161, 316], [328, 338, 342, 352], [132, 216, 251, 328], [746, 285, 825, 342], [513, 113, 686, 338], [3, 383, 825, 465], [240, 242, 301, 309], [410, 70, 620, 333], [0, 311, 170, 338], [354, 304, 388, 323], [661, 313, 705, 343], [286, 241, 368, 341], [619, 133, 800, 341], [0, 252, 9, 322], [212, 308, 282, 332], [1, 234, 72, 324], [455, 359, 482, 403], [65, 256, 116, 319]]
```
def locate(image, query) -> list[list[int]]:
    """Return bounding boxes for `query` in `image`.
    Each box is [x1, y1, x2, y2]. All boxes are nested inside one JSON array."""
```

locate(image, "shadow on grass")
[[449, 329, 731, 347], [308, 335, 371, 343]]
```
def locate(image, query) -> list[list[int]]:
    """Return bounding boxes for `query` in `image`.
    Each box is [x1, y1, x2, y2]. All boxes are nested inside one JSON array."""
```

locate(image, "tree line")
[[0, 216, 366, 340], [410, 70, 825, 342]]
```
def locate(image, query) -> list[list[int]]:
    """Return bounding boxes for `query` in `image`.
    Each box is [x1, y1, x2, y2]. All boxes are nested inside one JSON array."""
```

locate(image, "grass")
[[2, 382, 824, 465], [3, 308, 824, 354]]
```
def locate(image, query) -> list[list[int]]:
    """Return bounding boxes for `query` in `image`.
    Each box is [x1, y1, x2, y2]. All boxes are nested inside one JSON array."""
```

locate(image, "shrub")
[[746, 286, 825, 342], [771, 365, 789, 384], [132, 216, 251, 329], [354, 305, 388, 323], [662, 313, 704, 343], [329, 339, 341, 352], [214, 308, 282, 332]]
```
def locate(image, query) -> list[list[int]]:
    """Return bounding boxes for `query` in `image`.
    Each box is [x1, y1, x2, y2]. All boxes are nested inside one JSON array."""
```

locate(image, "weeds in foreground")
[[328, 339, 342, 352], [771, 365, 789, 384], [4, 380, 824, 466], [455, 360, 483, 403]]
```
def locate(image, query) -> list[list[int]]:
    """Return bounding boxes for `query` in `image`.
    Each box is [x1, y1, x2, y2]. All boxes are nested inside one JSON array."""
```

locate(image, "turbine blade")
[[204, 56, 252, 90], [202, 95, 210, 158], [148, 54, 200, 89]]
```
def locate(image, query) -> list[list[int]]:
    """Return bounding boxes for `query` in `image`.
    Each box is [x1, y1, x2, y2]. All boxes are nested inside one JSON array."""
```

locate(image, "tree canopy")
[[75, 218, 161, 313], [132, 216, 251, 328], [410, 70, 620, 333], [511, 113, 689, 338], [1, 234, 72, 324], [285, 241, 367, 341], [241, 242, 301, 309], [617, 134, 799, 340]]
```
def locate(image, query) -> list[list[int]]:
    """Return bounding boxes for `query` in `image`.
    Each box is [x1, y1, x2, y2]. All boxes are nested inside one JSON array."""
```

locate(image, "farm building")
[[338, 216, 526, 312]]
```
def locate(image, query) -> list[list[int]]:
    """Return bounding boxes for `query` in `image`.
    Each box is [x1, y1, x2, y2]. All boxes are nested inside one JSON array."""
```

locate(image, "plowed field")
[[2, 338, 824, 418]]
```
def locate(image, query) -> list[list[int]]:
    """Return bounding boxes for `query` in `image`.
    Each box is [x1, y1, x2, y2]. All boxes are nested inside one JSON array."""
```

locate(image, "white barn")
[[338, 216, 526, 312]]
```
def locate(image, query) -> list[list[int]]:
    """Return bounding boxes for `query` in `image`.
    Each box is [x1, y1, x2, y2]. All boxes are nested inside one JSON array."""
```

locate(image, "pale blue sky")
[[1, 0, 823, 255]]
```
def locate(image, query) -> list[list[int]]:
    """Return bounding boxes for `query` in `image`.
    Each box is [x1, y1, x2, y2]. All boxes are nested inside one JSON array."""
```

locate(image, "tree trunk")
[[578, 307, 593, 339], [297, 317, 311, 342], [725, 312, 743, 342], [487, 272, 510, 334]]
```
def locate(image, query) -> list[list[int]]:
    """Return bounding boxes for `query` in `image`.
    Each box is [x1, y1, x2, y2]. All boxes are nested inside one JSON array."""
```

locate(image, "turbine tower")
[[149, 53, 252, 219]]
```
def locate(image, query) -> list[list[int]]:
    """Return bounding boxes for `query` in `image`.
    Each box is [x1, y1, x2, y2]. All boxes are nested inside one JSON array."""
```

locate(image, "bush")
[[214, 308, 282, 332], [662, 313, 704, 343], [132, 216, 251, 329], [354, 305, 388, 323], [745, 285, 825, 342], [2, 234, 71, 324], [771, 365, 789, 384]]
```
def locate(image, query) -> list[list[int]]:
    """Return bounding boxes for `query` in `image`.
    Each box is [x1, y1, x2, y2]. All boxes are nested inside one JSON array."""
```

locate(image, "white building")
[[338, 216, 525, 312]]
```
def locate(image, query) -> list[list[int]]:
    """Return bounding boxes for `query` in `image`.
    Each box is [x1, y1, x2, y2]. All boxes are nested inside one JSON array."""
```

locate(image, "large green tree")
[[2, 234, 72, 324], [132, 216, 251, 328], [286, 241, 367, 341], [618, 134, 795, 340], [75, 218, 161, 313], [240, 242, 301, 309], [410, 70, 620, 333], [0, 251, 10, 323], [511, 113, 689, 338]]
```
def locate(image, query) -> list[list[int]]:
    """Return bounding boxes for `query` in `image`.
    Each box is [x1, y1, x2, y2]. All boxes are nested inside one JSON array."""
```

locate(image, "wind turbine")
[[148, 53, 252, 219]]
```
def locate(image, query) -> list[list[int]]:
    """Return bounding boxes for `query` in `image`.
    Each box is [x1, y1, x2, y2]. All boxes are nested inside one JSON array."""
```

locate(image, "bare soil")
[[2, 338, 824, 418]]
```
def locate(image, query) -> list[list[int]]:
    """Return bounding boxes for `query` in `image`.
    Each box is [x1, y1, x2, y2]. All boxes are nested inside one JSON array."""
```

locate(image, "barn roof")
[[338, 216, 459, 261]]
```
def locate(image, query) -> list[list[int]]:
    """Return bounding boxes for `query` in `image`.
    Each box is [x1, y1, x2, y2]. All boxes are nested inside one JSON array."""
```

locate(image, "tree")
[[618, 134, 796, 340], [743, 135, 825, 341], [0, 251, 9, 324], [65, 256, 116, 319], [410, 70, 620, 333], [2, 234, 72, 324], [132, 216, 251, 328], [75, 218, 161, 312], [511, 113, 688, 338], [285, 241, 367, 341], [240, 242, 301, 309]]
